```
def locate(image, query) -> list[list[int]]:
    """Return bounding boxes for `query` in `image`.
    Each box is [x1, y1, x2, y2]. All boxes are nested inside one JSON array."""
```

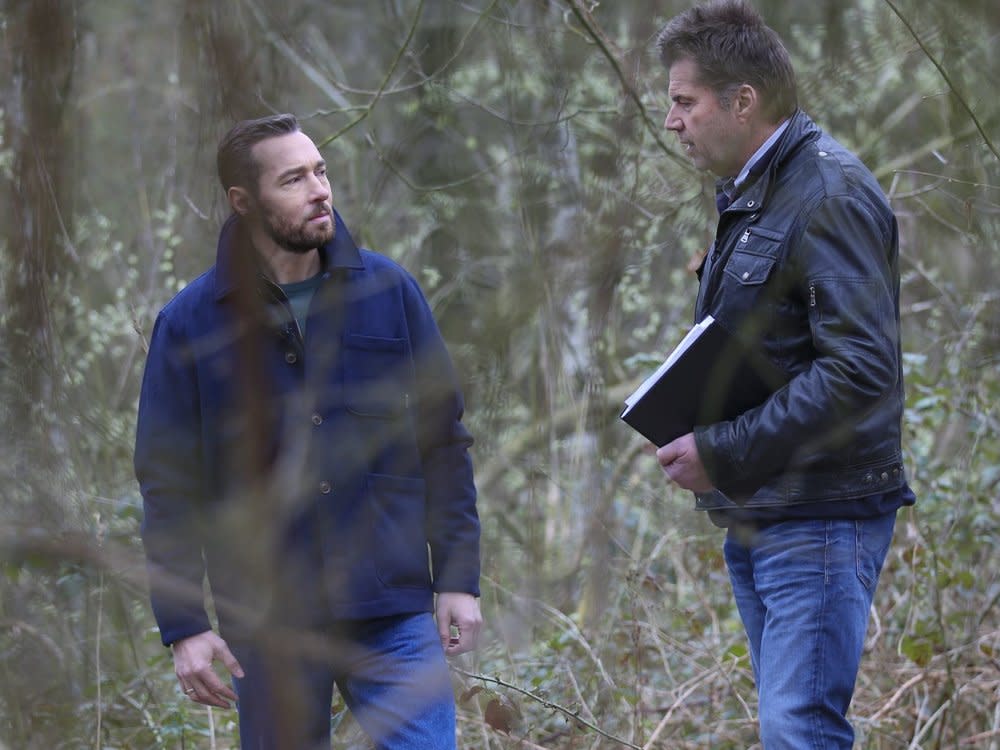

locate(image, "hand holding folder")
[[620, 316, 786, 447]]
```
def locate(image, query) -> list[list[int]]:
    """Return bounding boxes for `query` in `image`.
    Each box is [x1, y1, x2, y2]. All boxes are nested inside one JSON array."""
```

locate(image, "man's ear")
[[733, 83, 759, 122], [227, 186, 253, 217]]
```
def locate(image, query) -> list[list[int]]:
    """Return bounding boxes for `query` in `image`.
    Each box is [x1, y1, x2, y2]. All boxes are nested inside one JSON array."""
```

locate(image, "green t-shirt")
[[278, 272, 324, 335]]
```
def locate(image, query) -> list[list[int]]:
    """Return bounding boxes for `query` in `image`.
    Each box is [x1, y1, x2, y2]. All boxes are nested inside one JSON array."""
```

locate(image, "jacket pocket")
[[724, 249, 778, 286], [368, 473, 431, 589], [343, 333, 411, 418]]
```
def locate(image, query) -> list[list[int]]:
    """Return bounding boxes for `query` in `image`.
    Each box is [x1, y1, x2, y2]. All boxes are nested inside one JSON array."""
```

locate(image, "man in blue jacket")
[[653, 2, 914, 748], [134, 113, 482, 749]]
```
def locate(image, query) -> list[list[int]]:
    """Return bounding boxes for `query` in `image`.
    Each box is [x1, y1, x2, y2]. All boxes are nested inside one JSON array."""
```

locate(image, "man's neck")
[[731, 117, 790, 187], [247, 226, 321, 285]]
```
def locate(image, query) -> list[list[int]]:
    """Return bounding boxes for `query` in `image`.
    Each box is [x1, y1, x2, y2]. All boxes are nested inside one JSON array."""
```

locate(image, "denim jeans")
[[232, 612, 456, 750], [724, 513, 896, 749]]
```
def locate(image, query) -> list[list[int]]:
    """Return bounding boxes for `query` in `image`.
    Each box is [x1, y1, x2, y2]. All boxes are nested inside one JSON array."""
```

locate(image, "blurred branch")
[[876, 119, 982, 181], [477, 380, 636, 491], [641, 669, 714, 750], [365, 131, 521, 192], [451, 666, 642, 749], [244, 0, 352, 110], [882, 0, 999, 163], [94, 570, 105, 750], [0, 528, 403, 671], [315, 0, 426, 147], [290, 0, 503, 104], [0, 618, 67, 669], [892, 171, 1000, 192], [562, 0, 692, 172]]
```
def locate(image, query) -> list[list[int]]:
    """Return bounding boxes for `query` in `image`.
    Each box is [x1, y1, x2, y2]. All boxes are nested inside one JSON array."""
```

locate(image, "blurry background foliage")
[[1, 0, 998, 748]]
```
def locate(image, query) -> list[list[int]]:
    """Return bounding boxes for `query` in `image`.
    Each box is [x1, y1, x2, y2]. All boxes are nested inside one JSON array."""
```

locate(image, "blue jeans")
[[724, 514, 896, 749], [232, 612, 456, 750]]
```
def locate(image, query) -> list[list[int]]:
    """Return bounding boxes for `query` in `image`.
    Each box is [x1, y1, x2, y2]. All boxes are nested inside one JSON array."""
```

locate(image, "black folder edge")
[[620, 316, 786, 448]]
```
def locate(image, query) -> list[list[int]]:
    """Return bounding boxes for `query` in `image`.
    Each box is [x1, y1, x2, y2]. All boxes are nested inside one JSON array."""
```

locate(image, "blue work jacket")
[[135, 212, 480, 646]]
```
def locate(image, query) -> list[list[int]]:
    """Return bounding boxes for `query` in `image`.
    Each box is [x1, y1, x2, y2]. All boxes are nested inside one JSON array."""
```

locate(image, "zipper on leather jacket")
[[809, 284, 817, 307]]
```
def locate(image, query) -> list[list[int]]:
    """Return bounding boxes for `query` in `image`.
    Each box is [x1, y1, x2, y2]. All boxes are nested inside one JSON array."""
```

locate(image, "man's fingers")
[[454, 627, 480, 654], [444, 613, 482, 655], [178, 664, 238, 708], [437, 617, 452, 649], [201, 670, 239, 704], [185, 677, 236, 708], [217, 644, 245, 679]]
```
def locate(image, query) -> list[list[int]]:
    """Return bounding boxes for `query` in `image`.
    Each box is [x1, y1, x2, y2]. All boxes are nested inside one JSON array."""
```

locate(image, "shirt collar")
[[733, 118, 791, 190], [213, 209, 365, 301]]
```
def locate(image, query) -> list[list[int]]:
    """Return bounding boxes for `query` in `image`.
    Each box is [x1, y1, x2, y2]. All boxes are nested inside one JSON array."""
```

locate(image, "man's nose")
[[309, 174, 330, 201], [664, 107, 681, 132]]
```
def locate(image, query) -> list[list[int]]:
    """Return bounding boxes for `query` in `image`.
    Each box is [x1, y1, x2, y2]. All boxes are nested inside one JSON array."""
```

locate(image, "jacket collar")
[[213, 208, 365, 300], [722, 109, 820, 215]]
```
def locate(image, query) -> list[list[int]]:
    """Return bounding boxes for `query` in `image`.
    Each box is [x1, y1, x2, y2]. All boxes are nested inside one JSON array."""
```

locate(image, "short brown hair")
[[216, 113, 300, 193], [656, 0, 797, 121]]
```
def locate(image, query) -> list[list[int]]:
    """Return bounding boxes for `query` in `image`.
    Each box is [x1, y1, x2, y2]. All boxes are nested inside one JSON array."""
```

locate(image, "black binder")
[[620, 316, 786, 447]]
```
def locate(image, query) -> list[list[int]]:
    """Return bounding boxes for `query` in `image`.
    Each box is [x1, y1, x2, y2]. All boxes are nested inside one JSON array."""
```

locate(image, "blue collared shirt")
[[715, 119, 792, 212], [734, 118, 791, 190]]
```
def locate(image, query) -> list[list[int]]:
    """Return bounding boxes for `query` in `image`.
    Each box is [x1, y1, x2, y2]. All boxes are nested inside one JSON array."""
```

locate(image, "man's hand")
[[172, 630, 245, 709], [656, 432, 715, 493], [435, 592, 482, 657]]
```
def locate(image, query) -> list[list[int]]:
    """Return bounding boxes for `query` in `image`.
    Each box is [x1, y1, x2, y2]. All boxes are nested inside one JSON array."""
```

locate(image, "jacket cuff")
[[694, 423, 733, 486], [156, 616, 214, 648], [695, 422, 770, 502], [432, 571, 481, 598]]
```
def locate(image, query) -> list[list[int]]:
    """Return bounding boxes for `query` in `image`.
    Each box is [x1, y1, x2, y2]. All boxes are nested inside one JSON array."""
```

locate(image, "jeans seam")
[[808, 521, 832, 750]]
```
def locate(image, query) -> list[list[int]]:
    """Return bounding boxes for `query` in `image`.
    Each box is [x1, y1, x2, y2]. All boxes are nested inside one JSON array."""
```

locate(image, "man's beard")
[[259, 203, 335, 255]]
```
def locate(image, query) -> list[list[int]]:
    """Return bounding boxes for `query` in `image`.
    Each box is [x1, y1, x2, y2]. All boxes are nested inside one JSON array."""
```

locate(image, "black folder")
[[620, 316, 786, 447]]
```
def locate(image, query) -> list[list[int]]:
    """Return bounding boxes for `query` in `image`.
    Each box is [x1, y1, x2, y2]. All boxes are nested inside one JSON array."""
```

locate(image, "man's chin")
[[313, 225, 335, 247], [287, 227, 334, 254]]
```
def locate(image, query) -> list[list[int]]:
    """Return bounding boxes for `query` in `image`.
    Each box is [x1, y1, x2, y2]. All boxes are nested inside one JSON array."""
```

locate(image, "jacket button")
[[285, 351, 297, 364], [319, 480, 332, 494], [311, 413, 323, 426], [881, 472, 889, 482]]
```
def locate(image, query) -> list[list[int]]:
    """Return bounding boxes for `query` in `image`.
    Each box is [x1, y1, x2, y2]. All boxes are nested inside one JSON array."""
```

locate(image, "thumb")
[[215, 641, 245, 679], [656, 441, 680, 466], [436, 601, 454, 648], [438, 614, 452, 648]]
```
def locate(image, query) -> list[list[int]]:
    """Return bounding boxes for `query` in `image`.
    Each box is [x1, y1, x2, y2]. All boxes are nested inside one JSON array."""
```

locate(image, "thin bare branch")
[[316, 0, 426, 148], [451, 666, 642, 750], [562, 0, 693, 173], [882, 0, 999, 163]]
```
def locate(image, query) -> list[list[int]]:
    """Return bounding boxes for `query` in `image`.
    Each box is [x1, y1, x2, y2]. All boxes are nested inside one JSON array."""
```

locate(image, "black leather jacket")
[[693, 110, 907, 511]]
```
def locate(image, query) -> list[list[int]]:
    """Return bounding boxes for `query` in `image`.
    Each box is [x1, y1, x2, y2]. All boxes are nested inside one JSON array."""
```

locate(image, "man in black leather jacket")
[[654, 2, 914, 747]]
